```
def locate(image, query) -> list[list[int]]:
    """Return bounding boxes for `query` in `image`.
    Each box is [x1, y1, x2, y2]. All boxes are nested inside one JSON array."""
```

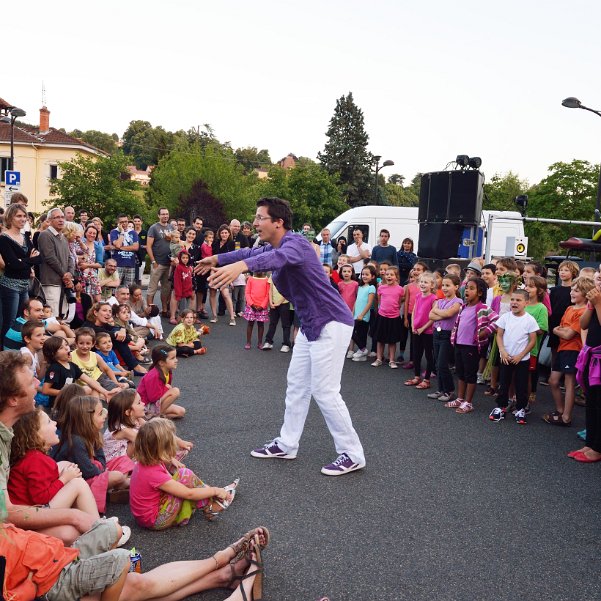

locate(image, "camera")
[[65, 287, 77, 304]]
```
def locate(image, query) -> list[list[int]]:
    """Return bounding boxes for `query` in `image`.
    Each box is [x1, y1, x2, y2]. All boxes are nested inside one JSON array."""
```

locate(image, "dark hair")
[[185, 226, 197, 237], [467, 277, 488, 304], [360, 264, 378, 287], [56, 395, 103, 458], [442, 273, 461, 289], [256, 197, 293, 230], [117, 213, 128, 220], [108, 388, 138, 431], [0, 351, 31, 412], [43, 335, 68, 363], [379, 260, 391, 268], [526, 260, 546, 278], [217, 224, 232, 241], [158, 207, 169, 215], [112, 303, 130, 318], [512, 288, 529, 301], [10, 409, 47, 465], [22, 320, 45, 342], [525, 275, 547, 301], [75, 327, 96, 343], [21, 297, 43, 316], [482, 263, 496, 274], [379, 229, 390, 236], [51, 383, 86, 427], [402, 237, 414, 252], [151, 344, 176, 384], [414, 260, 429, 272]]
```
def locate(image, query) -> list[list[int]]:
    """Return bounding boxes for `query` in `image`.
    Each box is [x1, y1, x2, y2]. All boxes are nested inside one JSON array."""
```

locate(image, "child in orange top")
[[243, 271, 270, 349], [545, 276, 595, 426]]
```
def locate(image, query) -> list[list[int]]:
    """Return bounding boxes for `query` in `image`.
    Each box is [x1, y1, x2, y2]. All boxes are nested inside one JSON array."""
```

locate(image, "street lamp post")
[[373, 156, 394, 205], [0, 107, 26, 171], [562, 96, 601, 235]]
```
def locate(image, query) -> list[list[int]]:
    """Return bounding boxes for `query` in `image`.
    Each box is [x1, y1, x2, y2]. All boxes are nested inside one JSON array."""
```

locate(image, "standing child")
[[243, 271, 270, 350], [350, 265, 377, 361], [52, 396, 131, 514], [8, 409, 101, 521], [262, 276, 292, 353], [137, 344, 186, 419], [339, 265, 359, 316], [371, 266, 404, 368], [171, 249, 195, 324], [195, 229, 214, 320], [405, 272, 437, 389], [490, 289, 539, 424], [130, 418, 238, 529], [427, 274, 462, 401], [401, 261, 427, 369], [166, 309, 209, 357], [449, 278, 498, 414], [71, 328, 128, 399], [545, 276, 594, 427], [41, 336, 111, 406], [524, 275, 549, 405]]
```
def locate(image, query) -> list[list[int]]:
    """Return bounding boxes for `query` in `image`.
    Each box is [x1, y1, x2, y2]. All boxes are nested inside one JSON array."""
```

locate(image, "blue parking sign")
[[5, 171, 20, 187]]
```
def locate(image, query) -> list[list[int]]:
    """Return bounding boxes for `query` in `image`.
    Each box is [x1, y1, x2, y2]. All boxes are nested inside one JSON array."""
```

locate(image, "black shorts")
[[454, 344, 479, 384], [552, 350, 579, 374]]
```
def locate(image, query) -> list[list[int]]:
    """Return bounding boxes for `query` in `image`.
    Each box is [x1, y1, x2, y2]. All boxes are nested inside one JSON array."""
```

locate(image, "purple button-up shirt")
[[217, 230, 353, 341]]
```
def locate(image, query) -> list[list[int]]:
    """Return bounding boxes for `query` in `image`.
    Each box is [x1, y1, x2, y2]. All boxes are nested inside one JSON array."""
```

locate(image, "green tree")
[[48, 152, 145, 225], [234, 147, 272, 173], [148, 142, 257, 221], [68, 129, 119, 154], [483, 172, 529, 211], [257, 163, 346, 230], [525, 159, 600, 259], [317, 92, 373, 207], [383, 182, 419, 207]]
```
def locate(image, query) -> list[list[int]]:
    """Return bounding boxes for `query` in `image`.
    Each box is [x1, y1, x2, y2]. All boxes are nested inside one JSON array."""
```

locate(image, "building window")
[[0, 157, 9, 182], [49, 164, 58, 180]]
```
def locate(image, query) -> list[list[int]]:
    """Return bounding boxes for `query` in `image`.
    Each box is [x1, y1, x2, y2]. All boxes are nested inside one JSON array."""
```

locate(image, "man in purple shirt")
[[197, 197, 365, 476]]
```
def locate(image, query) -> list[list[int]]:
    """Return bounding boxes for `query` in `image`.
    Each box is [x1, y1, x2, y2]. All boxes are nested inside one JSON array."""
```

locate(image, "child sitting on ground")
[[165, 309, 209, 357], [490, 289, 539, 425], [94, 332, 135, 388], [129, 418, 238, 529]]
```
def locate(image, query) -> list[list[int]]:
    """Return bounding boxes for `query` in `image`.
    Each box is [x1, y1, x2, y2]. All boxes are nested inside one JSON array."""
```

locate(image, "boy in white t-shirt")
[[490, 289, 539, 424]]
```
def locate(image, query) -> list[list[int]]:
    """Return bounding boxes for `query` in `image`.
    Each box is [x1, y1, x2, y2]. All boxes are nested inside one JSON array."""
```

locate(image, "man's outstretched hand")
[[208, 261, 249, 289]]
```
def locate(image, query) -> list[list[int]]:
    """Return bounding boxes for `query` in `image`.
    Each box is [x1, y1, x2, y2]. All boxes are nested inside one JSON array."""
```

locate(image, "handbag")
[[28, 276, 46, 304]]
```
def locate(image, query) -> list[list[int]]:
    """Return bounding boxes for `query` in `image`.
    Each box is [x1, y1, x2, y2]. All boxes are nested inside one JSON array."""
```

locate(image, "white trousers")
[[276, 321, 366, 465]]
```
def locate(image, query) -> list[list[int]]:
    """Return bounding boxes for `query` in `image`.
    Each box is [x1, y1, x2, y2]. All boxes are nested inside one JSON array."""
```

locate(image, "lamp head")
[[382, 160, 394, 167], [456, 155, 469, 168], [562, 97, 582, 109], [468, 157, 482, 170], [373, 155, 382, 163]]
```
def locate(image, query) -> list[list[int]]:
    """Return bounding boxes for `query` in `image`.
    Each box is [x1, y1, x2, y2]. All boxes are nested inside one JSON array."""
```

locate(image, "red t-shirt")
[[8, 449, 64, 506], [130, 462, 173, 528]]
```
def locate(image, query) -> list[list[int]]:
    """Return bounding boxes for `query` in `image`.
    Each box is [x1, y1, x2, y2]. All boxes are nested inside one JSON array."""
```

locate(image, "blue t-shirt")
[[96, 349, 120, 371], [353, 284, 376, 322], [109, 228, 139, 268]]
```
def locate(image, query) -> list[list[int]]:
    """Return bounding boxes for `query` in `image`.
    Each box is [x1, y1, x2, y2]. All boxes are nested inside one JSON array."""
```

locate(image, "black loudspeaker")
[[419, 170, 483, 225], [417, 222, 464, 259]]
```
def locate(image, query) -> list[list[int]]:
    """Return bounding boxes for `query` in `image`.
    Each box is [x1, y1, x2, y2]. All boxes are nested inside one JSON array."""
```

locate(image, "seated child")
[[165, 309, 208, 357], [8, 408, 100, 520], [94, 331, 135, 388], [130, 418, 238, 529]]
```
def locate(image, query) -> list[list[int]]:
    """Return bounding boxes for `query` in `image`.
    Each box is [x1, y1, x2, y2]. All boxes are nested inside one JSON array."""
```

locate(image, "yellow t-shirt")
[[72, 351, 102, 382]]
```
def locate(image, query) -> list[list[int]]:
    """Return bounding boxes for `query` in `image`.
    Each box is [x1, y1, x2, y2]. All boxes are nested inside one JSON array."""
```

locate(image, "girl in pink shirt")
[[405, 272, 437, 388], [401, 261, 427, 369], [243, 271, 270, 349], [372, 266, 404, 368], [338, 265, 359, 312], [130, 418, 238, 529]]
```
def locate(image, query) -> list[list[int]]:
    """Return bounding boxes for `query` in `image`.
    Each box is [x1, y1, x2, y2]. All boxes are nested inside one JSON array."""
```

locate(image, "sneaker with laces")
[[250, 440, 296, 459], [476, 373, 485, 385], [320, 453, 365, 476], [346, 350, 355, 359], [438, 392, 456, 402], [427, 391, 443, 399], [280, 345, 290, 353], [515, 409, 527, 424], [489, 407, 506, 422], [352, 348, 368, 361], [261, 342, 273, 350]]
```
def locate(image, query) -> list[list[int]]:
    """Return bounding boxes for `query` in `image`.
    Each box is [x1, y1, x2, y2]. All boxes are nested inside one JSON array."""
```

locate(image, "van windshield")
[[320, 220, 346, 241]]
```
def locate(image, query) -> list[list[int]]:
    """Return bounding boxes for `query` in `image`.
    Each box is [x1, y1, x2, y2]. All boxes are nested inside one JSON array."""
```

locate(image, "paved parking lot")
[[109, 316, 601, 601]]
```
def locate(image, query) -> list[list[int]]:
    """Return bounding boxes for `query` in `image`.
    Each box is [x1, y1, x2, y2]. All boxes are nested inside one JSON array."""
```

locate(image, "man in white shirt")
[[346, 228, 372, 274]]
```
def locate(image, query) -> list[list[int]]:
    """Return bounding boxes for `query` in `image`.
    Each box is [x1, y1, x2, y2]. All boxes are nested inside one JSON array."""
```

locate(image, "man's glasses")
[[253, 215, 272, 222]]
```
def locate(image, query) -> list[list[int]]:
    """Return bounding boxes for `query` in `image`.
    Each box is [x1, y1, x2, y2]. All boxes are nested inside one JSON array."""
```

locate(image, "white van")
[[319, 206, 524, 259]]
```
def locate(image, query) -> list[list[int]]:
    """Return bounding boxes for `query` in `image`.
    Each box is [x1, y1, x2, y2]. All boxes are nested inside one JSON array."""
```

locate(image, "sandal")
[[415, 379, 430, 390], [484, 386, 498, 396], [456, 401, 474, 414], [543, 412, 571, 427], [228, 526, 271, 563], [204, 478, 240, 520], [404, 377, 421, 386], [444, 398, 463, 408], [236, 537, 264, 601]]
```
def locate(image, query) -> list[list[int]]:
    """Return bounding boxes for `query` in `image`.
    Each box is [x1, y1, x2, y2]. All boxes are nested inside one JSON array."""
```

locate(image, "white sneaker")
[[116, 525, 131, 548], [346, 350, 355, 359], [280, 345, 290, 353], [476, 373, 485, 385], [261, 342, 273, 350]]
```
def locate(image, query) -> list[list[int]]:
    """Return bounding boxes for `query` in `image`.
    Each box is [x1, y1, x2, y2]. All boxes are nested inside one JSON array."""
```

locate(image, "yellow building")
[[0, 96, 104, 214]]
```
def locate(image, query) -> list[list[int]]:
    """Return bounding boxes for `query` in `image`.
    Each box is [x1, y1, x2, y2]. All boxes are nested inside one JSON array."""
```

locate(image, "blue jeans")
[[433, 329, 454, 393], [0, 283, 28, 339]]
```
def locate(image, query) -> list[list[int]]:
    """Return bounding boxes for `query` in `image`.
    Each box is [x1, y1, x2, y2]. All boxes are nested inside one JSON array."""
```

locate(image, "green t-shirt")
[[525, 302, 549, 357]]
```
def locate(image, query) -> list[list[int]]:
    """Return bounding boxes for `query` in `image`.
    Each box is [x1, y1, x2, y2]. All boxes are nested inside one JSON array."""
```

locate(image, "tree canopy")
[[68, 129, 119, 154]]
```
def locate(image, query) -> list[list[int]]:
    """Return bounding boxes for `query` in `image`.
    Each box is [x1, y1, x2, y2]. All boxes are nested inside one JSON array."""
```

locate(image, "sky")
[[7, 0, 601, 186]]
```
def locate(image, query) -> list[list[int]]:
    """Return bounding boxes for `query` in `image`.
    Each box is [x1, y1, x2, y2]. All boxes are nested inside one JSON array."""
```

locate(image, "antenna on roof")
[[42, 81, 46, 107]]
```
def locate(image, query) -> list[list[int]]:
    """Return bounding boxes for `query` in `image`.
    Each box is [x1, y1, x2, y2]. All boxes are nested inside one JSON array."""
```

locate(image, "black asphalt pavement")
[[110, 317, 601, 601]]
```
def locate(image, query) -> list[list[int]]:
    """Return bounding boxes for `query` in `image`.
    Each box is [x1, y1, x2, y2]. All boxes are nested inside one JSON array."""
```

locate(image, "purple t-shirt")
[[130, 462, 172, 528], [217, 231, 353, 341], [434, 297, 463, 331], [456, 304, 478, 346]]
